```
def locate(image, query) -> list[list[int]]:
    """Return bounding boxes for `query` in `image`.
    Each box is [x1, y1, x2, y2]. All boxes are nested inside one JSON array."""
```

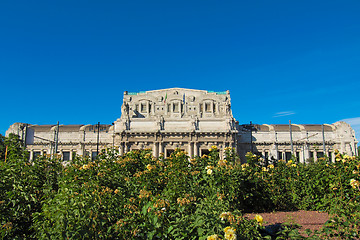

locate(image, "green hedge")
[[1, 134, 360, 239]]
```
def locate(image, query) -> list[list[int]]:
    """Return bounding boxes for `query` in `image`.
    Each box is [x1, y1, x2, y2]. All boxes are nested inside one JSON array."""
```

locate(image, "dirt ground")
[[245, 210, 329, 234]]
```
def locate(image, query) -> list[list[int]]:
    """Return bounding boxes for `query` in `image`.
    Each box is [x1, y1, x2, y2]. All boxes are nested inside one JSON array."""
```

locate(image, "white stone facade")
[[238, 121, 358, 163], [6, 88, 358, 162], [113, 88, 238, 158]]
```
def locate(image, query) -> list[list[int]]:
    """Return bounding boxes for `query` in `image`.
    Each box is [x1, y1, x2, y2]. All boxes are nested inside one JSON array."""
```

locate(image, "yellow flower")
[[209, 145, 218, 151], [291, 164, 297, 167], [246, 152, 255, 158], [114, 189, 120, 194], [262, 167, 268, 172], [268, 164, 274, 169], [220, 211, 232, 221], [241, 163, 249, 169], [218, 159, 228, 167], [254, 214, 263, 225], [224, 227, 236, 240], [350, 179, 360, 189], [207, 234, 219, 240], [207, 169, 213, 175]]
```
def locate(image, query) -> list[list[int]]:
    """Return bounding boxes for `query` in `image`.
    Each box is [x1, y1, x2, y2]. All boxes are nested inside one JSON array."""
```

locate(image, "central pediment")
[[114, 88, 237, 133]]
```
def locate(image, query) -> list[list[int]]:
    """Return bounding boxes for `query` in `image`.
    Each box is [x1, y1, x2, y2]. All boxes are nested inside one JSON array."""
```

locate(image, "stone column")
[[304, 144, 309, 162], [194, 142, 199, 156], [159, 142, 164, 155], [30, 150, 34, 161], [153, 142, 158, 157], [120, 143, 124, 155], [124, 142, 128, 153], [219, 145, 223, 160], [299, 149, 304, 164], [48, 145, 52, 156], [188, 142, 193, 157], [354, 143, 358, 156]]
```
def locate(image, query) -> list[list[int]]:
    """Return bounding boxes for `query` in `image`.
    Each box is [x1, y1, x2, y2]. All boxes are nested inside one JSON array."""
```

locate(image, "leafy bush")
[[1, 133, 360, 239]]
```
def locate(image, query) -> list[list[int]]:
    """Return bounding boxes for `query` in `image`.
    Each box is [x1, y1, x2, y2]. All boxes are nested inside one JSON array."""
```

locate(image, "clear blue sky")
[[1, 0, 360, 141]]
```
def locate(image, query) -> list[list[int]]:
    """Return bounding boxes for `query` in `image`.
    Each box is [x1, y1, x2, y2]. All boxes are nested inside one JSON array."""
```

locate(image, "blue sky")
[[1, 0, 360, 141]]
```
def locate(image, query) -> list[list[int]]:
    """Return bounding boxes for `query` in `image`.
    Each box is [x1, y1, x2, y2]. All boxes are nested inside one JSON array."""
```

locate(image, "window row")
[[31, 151, 99, 161], [131, 102, 219, 114]]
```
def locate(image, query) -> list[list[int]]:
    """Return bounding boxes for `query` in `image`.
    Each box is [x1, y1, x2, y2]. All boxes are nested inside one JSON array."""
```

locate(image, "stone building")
[[238, 121, 358, 163], [6, 88, 358, 162]]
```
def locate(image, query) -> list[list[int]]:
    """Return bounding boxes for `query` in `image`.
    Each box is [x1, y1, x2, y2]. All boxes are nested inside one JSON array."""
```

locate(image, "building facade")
[[6, 88, 358, 162]]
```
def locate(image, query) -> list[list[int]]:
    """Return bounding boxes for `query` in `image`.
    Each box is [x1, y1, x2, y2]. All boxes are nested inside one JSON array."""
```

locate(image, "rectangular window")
[[317, 152, 324, 159], [173, 103, 179, 113], [63, 151, 70, 161], [205, 103, 211, 112], [285, 152, 292, 161], [166, 149, 174, 157], [141, 103, 147, 113], [33, 151, 41, 160], [201, 149, 210, 156], [92, 152, 98, 160]]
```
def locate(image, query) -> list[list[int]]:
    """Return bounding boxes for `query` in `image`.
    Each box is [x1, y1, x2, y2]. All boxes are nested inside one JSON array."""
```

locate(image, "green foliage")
[[0, 134, 5, 160], [2, 134, 360, 239], [0, 134, 61, 239]]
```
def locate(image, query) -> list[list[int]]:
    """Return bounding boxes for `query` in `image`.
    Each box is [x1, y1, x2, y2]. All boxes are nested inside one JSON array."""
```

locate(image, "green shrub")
[[2, 133, 360, 239]]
